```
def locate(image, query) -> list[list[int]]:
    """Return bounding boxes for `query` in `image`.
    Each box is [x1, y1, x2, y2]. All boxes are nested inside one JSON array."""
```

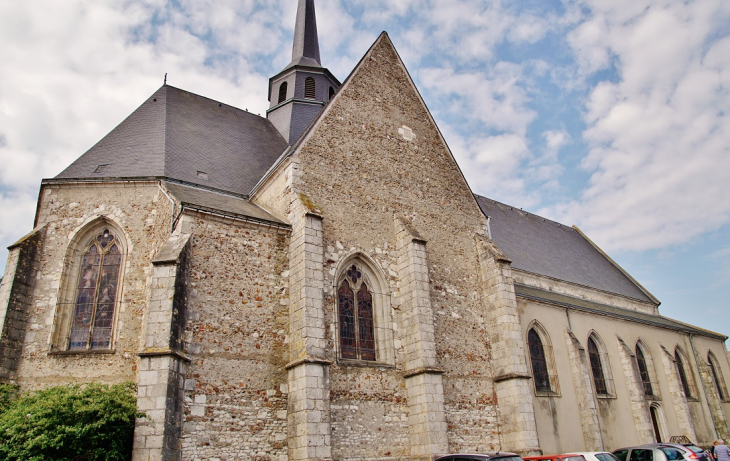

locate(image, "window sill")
[[337, 358, 396, 369], [596, 393, 617, 400], [535, 391, 561, 398], [49, 349, 116, 356]]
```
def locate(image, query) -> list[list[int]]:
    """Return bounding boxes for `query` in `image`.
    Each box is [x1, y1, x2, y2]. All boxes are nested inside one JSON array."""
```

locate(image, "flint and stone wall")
[[176, 212, 291, 461], [7, 182, 172, 390]]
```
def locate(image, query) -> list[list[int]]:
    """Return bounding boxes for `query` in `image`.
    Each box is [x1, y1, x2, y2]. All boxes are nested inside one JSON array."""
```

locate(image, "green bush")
[[0, 382, 141, 461], [0, 383, 19, 413]]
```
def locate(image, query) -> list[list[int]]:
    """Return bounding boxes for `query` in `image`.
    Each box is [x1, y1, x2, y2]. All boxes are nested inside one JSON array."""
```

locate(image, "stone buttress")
[[132, 234, 192, 461], [564, 330, 604, 450], [286, 200, 333, 461], [395, 217, 449, 459], [0, 227, 45, 383], [475, 235, 540, 455]]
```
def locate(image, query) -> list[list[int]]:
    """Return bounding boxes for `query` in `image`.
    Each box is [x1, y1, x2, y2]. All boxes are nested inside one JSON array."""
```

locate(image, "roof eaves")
[[515, 284, 725, 340], [511, 267, 660, 306], [179, 202, 291, 230]]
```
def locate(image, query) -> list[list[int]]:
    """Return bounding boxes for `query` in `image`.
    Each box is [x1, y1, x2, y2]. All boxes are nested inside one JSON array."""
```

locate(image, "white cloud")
[[546, 0, 730, 251]]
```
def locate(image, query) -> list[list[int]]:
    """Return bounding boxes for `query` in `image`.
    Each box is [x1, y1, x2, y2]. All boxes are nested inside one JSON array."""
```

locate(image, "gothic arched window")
[[304, 77, 316, 99], [68, 228, 123, 351], [528, 328, 551, 392], [636, 343, 655, 397], [328, 86, 335, 100], [338, 264, 376, 361], [675, 348, 696, 399], [588, 336, 609, 395], [278, 82, 288, 104], [708, 351, 728, 401]]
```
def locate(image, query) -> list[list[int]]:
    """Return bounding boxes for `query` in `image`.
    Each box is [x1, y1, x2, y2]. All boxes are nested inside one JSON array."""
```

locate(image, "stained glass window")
[[69, 229, 121, 351], [528, 329, 551, 392], [588, 336, 609, 395], [636, 345, 654, 397], [338, 265, 376, 361]]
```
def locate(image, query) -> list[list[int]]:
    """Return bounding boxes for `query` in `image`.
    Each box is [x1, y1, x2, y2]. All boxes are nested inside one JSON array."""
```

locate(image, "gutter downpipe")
[[690, 333, 720, 439], [158, 182, 176, 234]]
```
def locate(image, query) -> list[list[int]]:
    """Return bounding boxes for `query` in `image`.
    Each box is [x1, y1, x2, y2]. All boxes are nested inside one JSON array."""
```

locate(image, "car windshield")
[[563, 457, 585, 461], [685, 447, 705, 455]]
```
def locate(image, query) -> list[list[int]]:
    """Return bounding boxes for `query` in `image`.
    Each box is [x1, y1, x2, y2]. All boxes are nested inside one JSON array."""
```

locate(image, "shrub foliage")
[[0, 382, 139, 461]]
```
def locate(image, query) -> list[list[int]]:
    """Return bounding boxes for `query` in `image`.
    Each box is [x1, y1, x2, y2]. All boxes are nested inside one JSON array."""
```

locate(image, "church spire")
[[290, 0, 321, 67], [267, 0, 340, 145]]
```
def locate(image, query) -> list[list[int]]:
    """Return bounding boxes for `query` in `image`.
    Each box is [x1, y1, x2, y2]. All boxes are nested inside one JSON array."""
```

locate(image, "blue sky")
[[1, 0, 729, 340]]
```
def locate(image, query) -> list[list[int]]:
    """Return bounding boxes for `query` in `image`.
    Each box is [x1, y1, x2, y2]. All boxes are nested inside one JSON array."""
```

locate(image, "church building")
[[2, 1, 730, 460]]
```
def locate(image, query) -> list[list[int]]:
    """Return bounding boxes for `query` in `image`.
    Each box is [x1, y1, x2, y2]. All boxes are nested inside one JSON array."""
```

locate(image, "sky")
[[1, 0, 729, 341]]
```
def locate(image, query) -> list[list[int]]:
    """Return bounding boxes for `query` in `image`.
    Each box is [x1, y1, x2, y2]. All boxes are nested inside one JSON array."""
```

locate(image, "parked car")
[[643, 443, 710, 461], [523, 454, 587, 461], [613, 445, 685, 461], [572, 451, 622, 461], [436, 452, 525, 461]]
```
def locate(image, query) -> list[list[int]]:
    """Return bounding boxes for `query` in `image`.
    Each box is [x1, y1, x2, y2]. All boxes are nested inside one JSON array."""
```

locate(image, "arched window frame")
[[674, 346, 698, 401], [278, 81, 288, 104], [334, 255, 394, 366], [649, 402, 668, 443], [526, 321, 560, 396], [708, 350, 729, 402], [636, 340, 661, 400], [587, 332, 616, 398], [50, 218, 127, 353], [328, 86, 335, 101], [304, 77, 316, 99]]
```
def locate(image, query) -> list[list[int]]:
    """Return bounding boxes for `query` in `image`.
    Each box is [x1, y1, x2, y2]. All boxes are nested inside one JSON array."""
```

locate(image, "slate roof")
[[475, 195, 656, 303], [56, 85, 289, 196], [163, 181, 287, 227]]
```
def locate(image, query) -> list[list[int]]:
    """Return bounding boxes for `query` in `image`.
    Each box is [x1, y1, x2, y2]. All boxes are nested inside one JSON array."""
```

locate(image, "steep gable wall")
[[290, 33, 500, 456]]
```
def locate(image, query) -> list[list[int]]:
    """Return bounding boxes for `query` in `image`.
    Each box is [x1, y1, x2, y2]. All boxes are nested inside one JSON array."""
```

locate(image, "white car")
[[573, 452, 622, 461]]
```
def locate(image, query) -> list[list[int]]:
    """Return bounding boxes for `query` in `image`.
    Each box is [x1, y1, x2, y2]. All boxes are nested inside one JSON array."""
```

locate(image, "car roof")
[[436, 453, 521, 459]]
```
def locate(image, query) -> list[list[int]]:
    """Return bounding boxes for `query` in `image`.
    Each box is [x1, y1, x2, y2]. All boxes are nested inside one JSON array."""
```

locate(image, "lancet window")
[[528, 328, 551, 392], [675, 348, 696, 399], [68, 228, 122, 351], [708, 351, 729, 401], [636, 343, 655, 398], [588, 336, 609, 395], [338, 264, 376, 361]]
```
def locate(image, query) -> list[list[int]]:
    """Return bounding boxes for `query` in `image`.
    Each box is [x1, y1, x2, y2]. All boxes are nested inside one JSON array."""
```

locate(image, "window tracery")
[[68, 228, 122, 351], [337, 264, 376, 361]]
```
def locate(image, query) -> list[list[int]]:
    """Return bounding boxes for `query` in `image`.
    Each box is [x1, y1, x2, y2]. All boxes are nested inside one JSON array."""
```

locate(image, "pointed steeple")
[[290, 0, 321, 68], [267, 0, 340, 145]]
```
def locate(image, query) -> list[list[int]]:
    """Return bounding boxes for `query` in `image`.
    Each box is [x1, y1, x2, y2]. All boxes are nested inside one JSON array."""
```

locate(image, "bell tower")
[[267, 0, 341, 145]]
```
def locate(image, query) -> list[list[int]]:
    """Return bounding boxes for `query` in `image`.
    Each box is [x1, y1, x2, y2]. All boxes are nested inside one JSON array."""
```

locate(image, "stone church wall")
[[286, 35, 509, 456], [176, 213, 291, 460], [11, 181, 172, 389]]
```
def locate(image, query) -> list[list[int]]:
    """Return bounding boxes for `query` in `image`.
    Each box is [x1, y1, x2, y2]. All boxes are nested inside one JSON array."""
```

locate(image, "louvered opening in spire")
[[291, 0, 321, 66]]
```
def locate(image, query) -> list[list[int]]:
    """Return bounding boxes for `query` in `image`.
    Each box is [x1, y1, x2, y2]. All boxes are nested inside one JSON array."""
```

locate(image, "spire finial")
[[291, 0, 321, 66]]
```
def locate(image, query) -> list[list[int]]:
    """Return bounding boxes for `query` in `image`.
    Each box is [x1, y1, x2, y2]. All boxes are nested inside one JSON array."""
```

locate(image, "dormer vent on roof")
[[267, 0, 341, 145]]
